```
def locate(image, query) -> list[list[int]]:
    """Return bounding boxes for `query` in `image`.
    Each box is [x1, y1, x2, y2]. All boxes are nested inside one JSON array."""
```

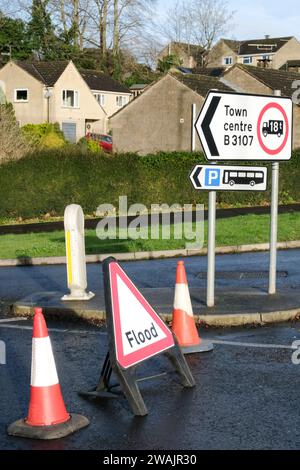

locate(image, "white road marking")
[[0, 323, 106, 335], [207, 339, 298, 350], [0, 323, 298, 349], [0, 317, 27, 323]]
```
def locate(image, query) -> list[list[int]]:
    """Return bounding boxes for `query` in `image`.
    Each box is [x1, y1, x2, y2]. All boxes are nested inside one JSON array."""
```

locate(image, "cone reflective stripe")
[[173, 284, 201, 347], [31, 337, 59, 387], [172, 261, 214, 354], [8, 308, 89, 439]]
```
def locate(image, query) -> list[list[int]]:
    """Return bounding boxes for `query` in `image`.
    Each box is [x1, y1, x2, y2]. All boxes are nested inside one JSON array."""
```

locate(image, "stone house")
[[0, 60, 131, 142], [223, 64, 300, 148], [109, 73, 233, 155], [157, 42, 205, 69], [208, 36, 300, 70]]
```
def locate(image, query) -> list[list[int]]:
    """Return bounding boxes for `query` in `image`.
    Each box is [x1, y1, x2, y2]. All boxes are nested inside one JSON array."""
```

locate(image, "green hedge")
[[0, 147, 299, 219], [22, 123, 66, 147]]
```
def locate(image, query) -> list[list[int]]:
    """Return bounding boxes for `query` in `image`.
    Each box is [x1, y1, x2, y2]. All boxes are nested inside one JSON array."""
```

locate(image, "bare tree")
[[160, 0, 190, 44], [190, 0, 235, 51], [100, 0, 109, 55], [48, 0, 90, 49], [72, 0, 80, 46], [113, 0, 119, 57], [116, 0, 158, 62], [59, 0, 68, 34], [159, 0, 235, 65], [0, 0, 30, 19], [0, 0, 159, 66]]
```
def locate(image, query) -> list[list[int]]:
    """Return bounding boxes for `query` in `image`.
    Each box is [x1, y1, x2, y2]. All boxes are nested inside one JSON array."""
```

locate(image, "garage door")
[[62, 122, 77, 143]]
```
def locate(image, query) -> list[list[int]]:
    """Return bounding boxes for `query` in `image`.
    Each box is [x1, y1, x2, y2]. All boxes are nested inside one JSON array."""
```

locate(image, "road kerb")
[[260, 309, 300, 324], [1, 240, 300, 267], [11, 303, 300, 328]]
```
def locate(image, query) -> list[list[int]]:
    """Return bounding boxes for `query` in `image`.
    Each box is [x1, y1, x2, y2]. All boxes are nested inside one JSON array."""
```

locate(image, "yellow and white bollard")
[[61, 204, 95, 301]]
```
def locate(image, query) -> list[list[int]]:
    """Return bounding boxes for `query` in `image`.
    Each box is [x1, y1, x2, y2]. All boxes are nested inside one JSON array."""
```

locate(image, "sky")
[[157, 0, 300, 41]]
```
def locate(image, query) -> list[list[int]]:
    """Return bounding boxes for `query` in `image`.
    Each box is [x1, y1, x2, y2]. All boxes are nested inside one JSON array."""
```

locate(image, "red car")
[[86, 133, 113, 153]]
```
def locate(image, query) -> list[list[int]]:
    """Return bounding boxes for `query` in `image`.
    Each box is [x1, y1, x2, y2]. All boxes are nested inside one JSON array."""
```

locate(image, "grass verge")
[[0, 212, 299, 259]]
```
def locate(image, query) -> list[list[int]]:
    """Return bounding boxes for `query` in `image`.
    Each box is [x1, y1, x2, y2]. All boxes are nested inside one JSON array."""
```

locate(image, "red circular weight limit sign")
[[257, 102, 289, 156]]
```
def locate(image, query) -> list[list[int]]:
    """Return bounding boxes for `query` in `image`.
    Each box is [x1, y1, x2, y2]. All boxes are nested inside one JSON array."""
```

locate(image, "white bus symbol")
[[223, 170, 264, 187]]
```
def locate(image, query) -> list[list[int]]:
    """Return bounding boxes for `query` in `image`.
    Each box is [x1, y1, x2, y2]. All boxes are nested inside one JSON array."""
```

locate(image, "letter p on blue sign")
[[205, 168, 221, 187]]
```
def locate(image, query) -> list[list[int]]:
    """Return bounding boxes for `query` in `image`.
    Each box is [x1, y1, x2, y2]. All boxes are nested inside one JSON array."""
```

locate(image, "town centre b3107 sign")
[[195, 91, 293, 161]]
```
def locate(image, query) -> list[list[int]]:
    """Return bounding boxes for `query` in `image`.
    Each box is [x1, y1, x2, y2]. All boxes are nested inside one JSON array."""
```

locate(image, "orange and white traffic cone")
[[172, 261, 213, 354], [8, 307, 89, 440]]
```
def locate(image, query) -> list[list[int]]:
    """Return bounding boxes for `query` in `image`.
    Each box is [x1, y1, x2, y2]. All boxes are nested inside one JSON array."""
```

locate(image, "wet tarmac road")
[[1, 249, 300, 304], [0, 319, 299, 450]]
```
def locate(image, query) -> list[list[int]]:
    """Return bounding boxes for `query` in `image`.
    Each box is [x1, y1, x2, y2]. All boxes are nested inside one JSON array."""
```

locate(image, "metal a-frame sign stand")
[[80, 257, 195, 416]]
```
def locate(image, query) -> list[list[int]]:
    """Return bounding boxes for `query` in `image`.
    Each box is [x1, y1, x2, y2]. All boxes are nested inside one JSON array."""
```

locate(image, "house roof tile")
[[280, 60, 300, 69], [192, 67, 225, 77], [111, 73, 234, 121], [16, 60, 69, 86], [222, 39, 242, 53], [14, 60, 131, 93], [173, 73, 234, 96], [238, 36, 293, 56], [221, 36, 293, 56], [130, 84, 148, 90], [80, 70, 131, 93], [229, 64, 300, 97], [162, 42, 205, 63]]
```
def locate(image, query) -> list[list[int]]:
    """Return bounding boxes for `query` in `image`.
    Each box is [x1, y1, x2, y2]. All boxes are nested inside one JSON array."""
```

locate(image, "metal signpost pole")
[[193, 89, 292, 303], [190, 163, 268, 307], [192, 103, 196, 152], [268, 90, 281, 295], [207, 188, 216, 307]]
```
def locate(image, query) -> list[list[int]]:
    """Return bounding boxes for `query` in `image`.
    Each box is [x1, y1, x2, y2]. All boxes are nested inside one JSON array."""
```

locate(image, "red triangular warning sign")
[[109, 262, 174, 369]]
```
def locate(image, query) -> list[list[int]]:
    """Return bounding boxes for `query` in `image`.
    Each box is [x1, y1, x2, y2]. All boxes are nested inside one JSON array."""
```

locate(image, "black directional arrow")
[[201, 96, 221, 157], [190, 166, 202, 189]]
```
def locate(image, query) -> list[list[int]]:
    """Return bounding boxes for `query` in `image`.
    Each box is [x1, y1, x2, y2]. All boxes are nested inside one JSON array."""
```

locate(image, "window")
[[14, 89, 28, 102], [62, 90, 79, 108], [243, 56, 252, 64], [116, 95, 127, 107], [94, 93, 105, 106], [223, 56, 233, 66]]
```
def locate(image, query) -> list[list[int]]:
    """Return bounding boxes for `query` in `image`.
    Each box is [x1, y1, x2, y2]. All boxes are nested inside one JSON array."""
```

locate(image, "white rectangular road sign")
[[190, 165, 267, 191], [195, 91, 293, 161]]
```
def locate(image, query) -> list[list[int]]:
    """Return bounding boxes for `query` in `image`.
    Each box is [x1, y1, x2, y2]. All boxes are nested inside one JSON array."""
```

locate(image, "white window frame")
[[243, 56, 253, 64], [62, 89, 79, 108], [223, 56, 233, 66], [116, 95, 127, 107], [93, 93, 105, 106], [14, 88, 28, 102]]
